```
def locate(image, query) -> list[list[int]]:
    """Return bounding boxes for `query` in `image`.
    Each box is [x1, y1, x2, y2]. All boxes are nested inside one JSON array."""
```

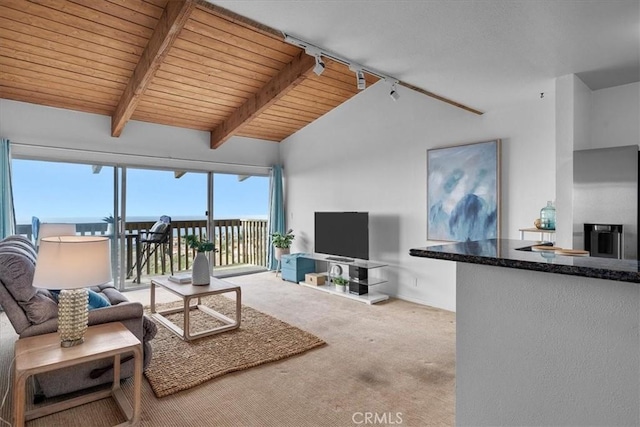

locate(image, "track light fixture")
[[313, 54, 325, 76], [390, 83, 399, 101], [284, 33, 401, 94], [303, 45, 325, 76], [355, 70, 366, 90], [349, 65, 366, 90], [384, 78, 400, 101]]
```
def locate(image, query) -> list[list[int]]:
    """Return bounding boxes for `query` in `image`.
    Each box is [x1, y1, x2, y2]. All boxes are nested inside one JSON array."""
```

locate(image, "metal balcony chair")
[[129, 215, 174, 283]]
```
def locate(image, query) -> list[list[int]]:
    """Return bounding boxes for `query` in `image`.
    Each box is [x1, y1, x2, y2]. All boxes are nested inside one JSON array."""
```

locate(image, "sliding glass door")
[[122, 167, 209, 288], [213, 173, 269, 270], [11, 158, 270, 289]]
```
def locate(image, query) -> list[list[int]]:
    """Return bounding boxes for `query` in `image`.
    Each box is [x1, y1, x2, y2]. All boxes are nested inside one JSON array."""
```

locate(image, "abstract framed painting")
[[427, 139, 501, 241]]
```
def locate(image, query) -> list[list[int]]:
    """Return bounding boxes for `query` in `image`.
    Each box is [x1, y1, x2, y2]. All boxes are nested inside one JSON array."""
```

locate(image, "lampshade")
[[33, 236, 112, 290], [37, 223, 76, 247]]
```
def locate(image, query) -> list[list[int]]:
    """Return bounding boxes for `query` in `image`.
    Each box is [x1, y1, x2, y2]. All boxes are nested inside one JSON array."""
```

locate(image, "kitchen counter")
[[409, 238, 640, 283], [410, 238, 640, 426]]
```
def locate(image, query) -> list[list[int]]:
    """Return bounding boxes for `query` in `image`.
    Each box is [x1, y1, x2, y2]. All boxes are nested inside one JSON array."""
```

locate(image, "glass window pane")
[[126, 168, 207, 220], [213, 173, 269, 219], [213, 173, 269, 269], [13, 159, 114, 226]]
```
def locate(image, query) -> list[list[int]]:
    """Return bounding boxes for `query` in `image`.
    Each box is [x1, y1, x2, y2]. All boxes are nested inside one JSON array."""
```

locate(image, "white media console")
[[297, 254, 389, 305]]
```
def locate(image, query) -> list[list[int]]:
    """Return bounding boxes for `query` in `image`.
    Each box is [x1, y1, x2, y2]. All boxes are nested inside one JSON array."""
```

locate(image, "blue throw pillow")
[[49, 289, 111, 310], [88, 289, 111, 310]]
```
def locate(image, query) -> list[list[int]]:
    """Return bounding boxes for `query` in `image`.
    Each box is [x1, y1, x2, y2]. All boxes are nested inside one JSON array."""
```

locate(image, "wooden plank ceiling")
[[0, 0, 379, 148]]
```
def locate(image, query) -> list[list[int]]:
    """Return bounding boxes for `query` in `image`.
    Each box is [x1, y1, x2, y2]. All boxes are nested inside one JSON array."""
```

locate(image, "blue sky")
[[12, 159, 269, 224]]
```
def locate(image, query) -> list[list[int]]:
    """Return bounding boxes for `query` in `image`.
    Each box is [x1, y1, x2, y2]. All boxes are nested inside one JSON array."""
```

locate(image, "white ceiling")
[[212, 0, 640, 113]]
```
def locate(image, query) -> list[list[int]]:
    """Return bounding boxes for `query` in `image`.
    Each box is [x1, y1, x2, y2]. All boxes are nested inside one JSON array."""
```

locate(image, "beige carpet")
[[0, 272, 455, 426], [144, 295, 326, 397]]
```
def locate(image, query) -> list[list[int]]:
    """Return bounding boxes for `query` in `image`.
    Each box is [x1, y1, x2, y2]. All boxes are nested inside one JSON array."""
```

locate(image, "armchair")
[[0, 235, 156, 399]]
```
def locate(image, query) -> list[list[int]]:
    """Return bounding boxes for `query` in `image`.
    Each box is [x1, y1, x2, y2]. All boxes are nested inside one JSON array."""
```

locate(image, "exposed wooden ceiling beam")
[[399, 81, 483, 115], [210, 52, 316, 149], [111, 0, 196, 137]]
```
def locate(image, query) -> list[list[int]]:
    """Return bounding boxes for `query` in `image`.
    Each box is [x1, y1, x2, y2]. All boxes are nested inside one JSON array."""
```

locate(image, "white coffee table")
[[150, 276, 241, 341]]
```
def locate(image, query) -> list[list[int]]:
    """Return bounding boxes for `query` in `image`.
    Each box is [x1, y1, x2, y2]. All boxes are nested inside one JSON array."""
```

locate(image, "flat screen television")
[[314, 212, 369, 261]]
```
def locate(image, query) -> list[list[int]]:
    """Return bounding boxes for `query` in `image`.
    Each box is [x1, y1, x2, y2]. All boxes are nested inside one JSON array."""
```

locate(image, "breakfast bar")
[[410, 239, 640, 427]]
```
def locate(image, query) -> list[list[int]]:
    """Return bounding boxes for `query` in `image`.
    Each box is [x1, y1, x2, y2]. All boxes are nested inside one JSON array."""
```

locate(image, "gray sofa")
[[0, 235, 156, 398]]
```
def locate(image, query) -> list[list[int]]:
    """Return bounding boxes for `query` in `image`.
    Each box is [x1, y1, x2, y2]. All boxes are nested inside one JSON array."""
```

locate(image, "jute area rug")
[[144, 295, 326, 398]]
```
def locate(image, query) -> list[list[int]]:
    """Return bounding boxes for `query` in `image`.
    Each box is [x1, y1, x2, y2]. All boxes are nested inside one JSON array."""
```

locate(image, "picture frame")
[[427, 139, 501, 241]]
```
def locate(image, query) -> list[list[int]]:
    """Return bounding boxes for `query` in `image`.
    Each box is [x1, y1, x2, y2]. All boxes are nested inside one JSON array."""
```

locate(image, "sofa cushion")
[[21, 290, 58, 324], [96, 285, 129, 305], [0, 240, 37, 264], [0, 252, 37, 303], [0, 251, 59, 324]]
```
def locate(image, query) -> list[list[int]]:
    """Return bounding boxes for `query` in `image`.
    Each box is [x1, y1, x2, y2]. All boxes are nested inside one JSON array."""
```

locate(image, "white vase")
[[192, 252, 210, 286], [274, 247, 290, 261], [335, 284, 346, 293]]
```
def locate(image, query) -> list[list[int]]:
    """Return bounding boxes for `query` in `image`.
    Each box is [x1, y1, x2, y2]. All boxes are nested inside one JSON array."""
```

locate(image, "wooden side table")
[[13, 322, 142, 427], [518, 227, 556, 242]]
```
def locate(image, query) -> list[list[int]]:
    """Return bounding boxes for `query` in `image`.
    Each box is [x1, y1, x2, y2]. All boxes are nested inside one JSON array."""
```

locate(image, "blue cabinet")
[[281, 253, 315, 283]]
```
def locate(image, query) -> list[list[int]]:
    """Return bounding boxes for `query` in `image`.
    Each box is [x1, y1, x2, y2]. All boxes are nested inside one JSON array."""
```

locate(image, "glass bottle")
[[540, 201, 556, 230]]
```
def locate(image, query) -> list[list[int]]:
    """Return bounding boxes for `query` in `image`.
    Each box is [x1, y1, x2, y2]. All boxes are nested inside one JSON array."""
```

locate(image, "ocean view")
[[16, 215, 268, 225], [12, 159, 270, 227]]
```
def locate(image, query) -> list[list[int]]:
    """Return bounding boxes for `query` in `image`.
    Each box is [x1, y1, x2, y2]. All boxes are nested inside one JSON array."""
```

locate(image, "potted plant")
[[185, 234, 215, 253], [333, 276, 349, 292], [271, 229, 295, 261], [185, 235, 216, 286], [102, 214, 119, 236]]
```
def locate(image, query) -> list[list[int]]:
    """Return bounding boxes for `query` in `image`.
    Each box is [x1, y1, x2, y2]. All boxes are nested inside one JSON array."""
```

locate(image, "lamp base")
[[57, 288, 89, 348], [61, 337, 85, 348]]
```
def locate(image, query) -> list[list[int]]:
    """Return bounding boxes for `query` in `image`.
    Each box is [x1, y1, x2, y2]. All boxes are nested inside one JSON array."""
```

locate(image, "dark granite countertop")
[[410, 239, 640, 283]]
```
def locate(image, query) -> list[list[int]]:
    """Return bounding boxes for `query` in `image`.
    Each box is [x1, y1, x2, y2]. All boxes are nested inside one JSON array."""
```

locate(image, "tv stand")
[[325, 256, 354, 263], [298, 254, 389, 305]]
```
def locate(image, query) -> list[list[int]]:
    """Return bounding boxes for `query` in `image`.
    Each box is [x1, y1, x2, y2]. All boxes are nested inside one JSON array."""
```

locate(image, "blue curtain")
[[267, 165, 285, 270], [0, 139, 16, 239]]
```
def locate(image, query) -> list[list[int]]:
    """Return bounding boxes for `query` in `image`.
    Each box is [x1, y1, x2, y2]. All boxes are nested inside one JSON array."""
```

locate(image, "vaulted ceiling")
[[1, 0, 476, 149], [2, 1, 638, 150], [216, 0, 639, 111]]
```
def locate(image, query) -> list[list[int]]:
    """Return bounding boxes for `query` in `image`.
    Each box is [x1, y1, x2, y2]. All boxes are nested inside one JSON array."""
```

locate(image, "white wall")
[[280, 82, 555, 311], [573, 77, 593, 151], [590, 82, 640, 148], [554, 75, 574, 248], [0, 99, 279, 175], [555, 78, 640, 248], [555, 74, 592, 247]]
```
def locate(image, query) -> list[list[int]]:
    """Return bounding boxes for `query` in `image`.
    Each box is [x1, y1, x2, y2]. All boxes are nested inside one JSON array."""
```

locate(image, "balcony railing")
[[16, 218, 268, 278]]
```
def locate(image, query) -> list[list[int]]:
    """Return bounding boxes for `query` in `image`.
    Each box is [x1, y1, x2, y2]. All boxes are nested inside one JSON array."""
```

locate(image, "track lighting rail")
[[283, 32, 483, 114]]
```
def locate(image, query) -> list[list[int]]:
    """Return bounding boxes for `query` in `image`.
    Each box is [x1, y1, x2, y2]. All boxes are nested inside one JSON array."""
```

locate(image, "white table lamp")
[[33, 236, 112, 347], [37, 223, 76, 247]]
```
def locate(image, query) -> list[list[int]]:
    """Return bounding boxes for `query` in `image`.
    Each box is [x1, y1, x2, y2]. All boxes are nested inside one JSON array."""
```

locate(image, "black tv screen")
[[314, 212, 369, 260]]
